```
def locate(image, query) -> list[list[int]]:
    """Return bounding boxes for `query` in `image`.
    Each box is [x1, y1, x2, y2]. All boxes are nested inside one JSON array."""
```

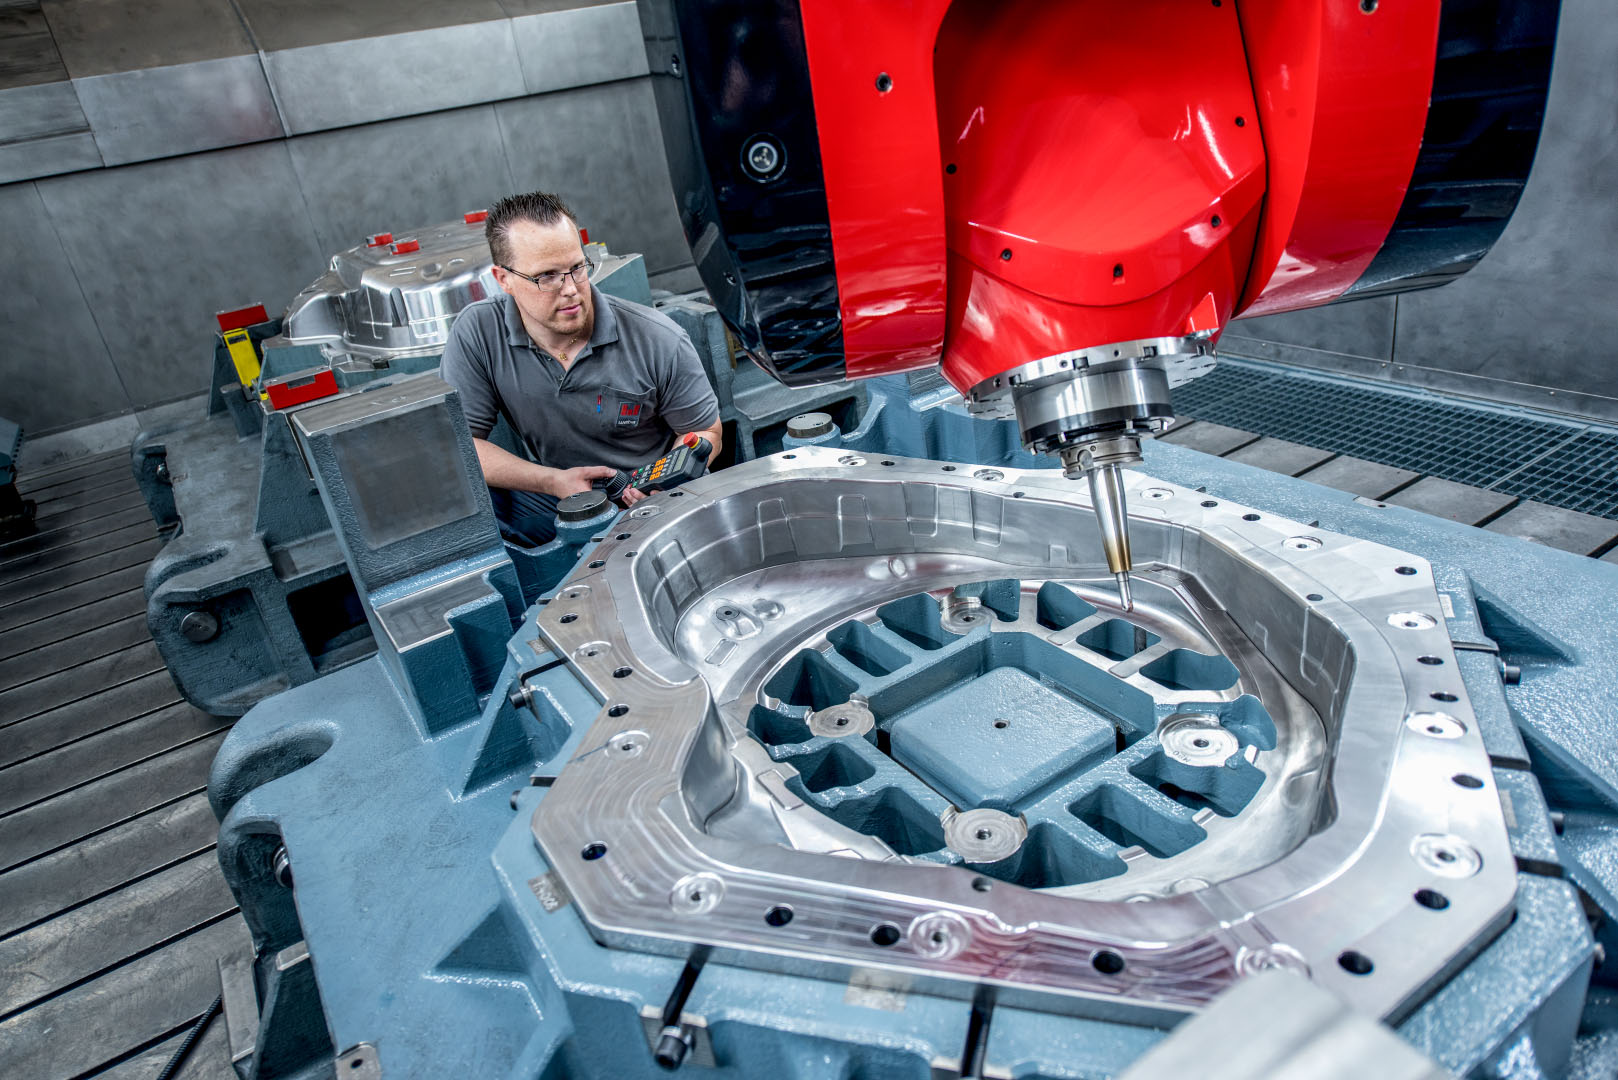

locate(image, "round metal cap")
[[786, 412, 835, 439], [556, 489, 610, 522]]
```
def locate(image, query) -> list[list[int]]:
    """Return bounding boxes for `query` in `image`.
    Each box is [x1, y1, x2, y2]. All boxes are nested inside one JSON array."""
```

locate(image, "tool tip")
[[1115, 571, 1134, 612]]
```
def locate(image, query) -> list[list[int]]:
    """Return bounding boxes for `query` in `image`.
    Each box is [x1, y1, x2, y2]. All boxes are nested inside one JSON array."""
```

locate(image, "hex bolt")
[[1499, 660, 1522, 685], [654, 1026, 695, 1071], [272, 845, 293, 888], [180, 610, 219, 643], [508, 681, 533, 712], [652, 951, 707, 1071]]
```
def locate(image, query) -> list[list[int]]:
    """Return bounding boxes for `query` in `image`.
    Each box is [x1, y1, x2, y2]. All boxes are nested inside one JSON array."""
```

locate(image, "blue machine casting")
[[211, 375, 1618, 1079]]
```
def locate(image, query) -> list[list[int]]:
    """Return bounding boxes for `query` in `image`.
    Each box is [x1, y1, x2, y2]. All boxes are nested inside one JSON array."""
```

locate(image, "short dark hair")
[[485, 191, 579, 266]]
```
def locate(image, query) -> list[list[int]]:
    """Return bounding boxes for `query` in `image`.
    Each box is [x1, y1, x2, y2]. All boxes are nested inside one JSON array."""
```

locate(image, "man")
[[440, 191, 722, 546]]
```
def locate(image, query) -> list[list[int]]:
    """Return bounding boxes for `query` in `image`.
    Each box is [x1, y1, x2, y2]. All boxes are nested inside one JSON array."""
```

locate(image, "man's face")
[[494, 217, 593, 340]]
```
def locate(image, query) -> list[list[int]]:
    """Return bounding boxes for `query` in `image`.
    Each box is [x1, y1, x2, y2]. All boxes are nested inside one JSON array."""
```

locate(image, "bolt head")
[[180, 610, 219, 643]]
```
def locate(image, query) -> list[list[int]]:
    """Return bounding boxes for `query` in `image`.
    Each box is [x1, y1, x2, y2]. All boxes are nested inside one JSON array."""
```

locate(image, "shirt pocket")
[[602, 385, 653, 432]]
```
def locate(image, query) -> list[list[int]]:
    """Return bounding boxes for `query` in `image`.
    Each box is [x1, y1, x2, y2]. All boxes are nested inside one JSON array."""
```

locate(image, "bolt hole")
[[1431, 691, 1458, 702], [581, 842, 608, 861], [584, 649, 598, 657], [1201, 500, 1218, 508], [689, 890, 703, 903], [931, 931, 946, 945], [870, 923, 902, 947], [1415, 888, 1449, 910], [1453, 773, 1484, 789], [1235, 116, 1246, 127], [1000, 248, 1013, 261], [669, 491, 685, 497], [1418, 655, 1443, 666], [1360, 0, 1378, 11], [1307, 593, 1323, 602], [942, 465, 957, 471], [875, 72, 893, 92], [608, 704, 630, 717], [1396, 565, 1417, 576], [1112, 263, 1124, 279], [975, 828, 992, 841], [782, 453, 796, 460], [1013, 491, 1026, 498], [946, 162, 957, 174], [625, 551, 636, 559], [616, 533, 631, 540], [765, 905, 794, 927], [614, 666, 633, 679], [588, 560, 605, 568], [971, 876, 993, 892], [834, 716, 849, 727], [1426, 725, 1444, 735], [1092, 950, 1126, 975], [1192, 737, 1210, 748], [560, 613, 578, 624], [1436, 849, 1457, 863], [993, 719, 1009, 729], [1211, 215, 1222, 227], [881, 460, 896, 466], [1242, 513, 1260, 521], [1337, 950, 1374, 975]]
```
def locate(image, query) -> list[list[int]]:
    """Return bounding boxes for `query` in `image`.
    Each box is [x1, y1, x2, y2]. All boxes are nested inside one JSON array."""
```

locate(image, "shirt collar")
[[501, 285, 618, 354]]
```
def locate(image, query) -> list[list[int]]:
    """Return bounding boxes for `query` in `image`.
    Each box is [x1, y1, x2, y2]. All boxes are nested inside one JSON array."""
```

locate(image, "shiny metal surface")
[[277, 217, 501, 367], [529, 448, 1514, 1023], [274, 219, 639, 371]]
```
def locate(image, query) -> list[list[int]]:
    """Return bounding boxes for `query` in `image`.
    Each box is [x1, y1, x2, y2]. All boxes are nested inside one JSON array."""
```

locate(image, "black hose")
[[156, 994, 223, 1080]]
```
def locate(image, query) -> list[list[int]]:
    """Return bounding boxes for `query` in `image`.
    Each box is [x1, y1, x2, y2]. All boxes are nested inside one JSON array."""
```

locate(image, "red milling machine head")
[[635, 0, 1557, 590]]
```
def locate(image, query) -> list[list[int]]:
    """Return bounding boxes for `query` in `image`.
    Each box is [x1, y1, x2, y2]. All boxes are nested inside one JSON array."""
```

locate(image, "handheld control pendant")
[[594, 433, 714, 501]]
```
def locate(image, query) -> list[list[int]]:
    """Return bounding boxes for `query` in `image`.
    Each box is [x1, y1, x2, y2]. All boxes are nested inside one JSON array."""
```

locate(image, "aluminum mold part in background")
[[528, 449, 1514, 1023]]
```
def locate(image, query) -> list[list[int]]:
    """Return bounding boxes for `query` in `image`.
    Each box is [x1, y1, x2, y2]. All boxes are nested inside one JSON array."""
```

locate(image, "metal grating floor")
[[1176, 359, 1618, 519], [0, 450, 244, 1080], [1492, 429, 1618, 519]]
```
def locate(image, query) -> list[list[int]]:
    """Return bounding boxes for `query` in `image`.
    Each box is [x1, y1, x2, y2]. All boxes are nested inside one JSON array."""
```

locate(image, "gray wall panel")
[[264, 21, 527, 135], [237, 0, 508, 51], [74, 57, 283, 166], [0, 80, 89, 143], [36, 142, 325, 410], [41, 0, 255, 75], [1228, 296, 1396, 362], [1387, 0, 1618, 394], [508, 2, 648, 95], [1227, 0, 1618, 406], [495, 78, 688, 273], [286, 104, 518, 254], [0, 181, 128, 430], [0, 132, 100, 185]]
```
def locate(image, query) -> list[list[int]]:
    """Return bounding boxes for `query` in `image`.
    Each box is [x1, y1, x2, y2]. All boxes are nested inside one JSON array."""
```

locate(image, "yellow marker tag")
[[223, 327, 262, 390]]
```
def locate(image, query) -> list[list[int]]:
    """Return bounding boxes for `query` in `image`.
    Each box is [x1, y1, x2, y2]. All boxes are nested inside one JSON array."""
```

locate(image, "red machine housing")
[[637, 0, 1557, 395], [798, 0, 1439, 392]]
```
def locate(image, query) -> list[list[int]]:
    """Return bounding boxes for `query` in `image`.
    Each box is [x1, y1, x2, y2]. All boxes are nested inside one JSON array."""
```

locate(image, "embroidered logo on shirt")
[[616, 400, 643, 429]]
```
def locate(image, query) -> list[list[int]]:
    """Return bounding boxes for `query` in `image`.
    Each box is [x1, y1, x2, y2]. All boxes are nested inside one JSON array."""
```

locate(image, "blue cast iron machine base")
[[211, 375, 1618, 1079]]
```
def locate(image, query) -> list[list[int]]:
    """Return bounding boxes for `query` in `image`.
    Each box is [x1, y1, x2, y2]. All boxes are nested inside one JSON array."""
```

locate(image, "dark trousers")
[[490, 487, 559, 547]]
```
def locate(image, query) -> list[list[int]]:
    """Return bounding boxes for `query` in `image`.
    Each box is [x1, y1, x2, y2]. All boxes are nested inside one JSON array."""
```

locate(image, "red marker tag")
[[391, 239, 420, 255], [464, 210, 488, 224], [366, 232, 393, 247], [216, 304, 269, 332]]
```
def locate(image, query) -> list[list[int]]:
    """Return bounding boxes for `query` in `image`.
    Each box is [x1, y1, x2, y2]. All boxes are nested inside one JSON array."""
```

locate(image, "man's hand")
[[550, 465, 618, 497], [621, 487, 647, 506]]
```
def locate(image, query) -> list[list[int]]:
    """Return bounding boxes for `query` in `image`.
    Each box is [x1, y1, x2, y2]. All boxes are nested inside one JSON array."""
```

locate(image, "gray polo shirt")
[[440, 286, 719, 474]]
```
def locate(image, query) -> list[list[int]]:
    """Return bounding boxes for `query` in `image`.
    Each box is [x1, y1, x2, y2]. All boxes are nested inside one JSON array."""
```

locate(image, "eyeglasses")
[[499, 254, 597, 293]]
